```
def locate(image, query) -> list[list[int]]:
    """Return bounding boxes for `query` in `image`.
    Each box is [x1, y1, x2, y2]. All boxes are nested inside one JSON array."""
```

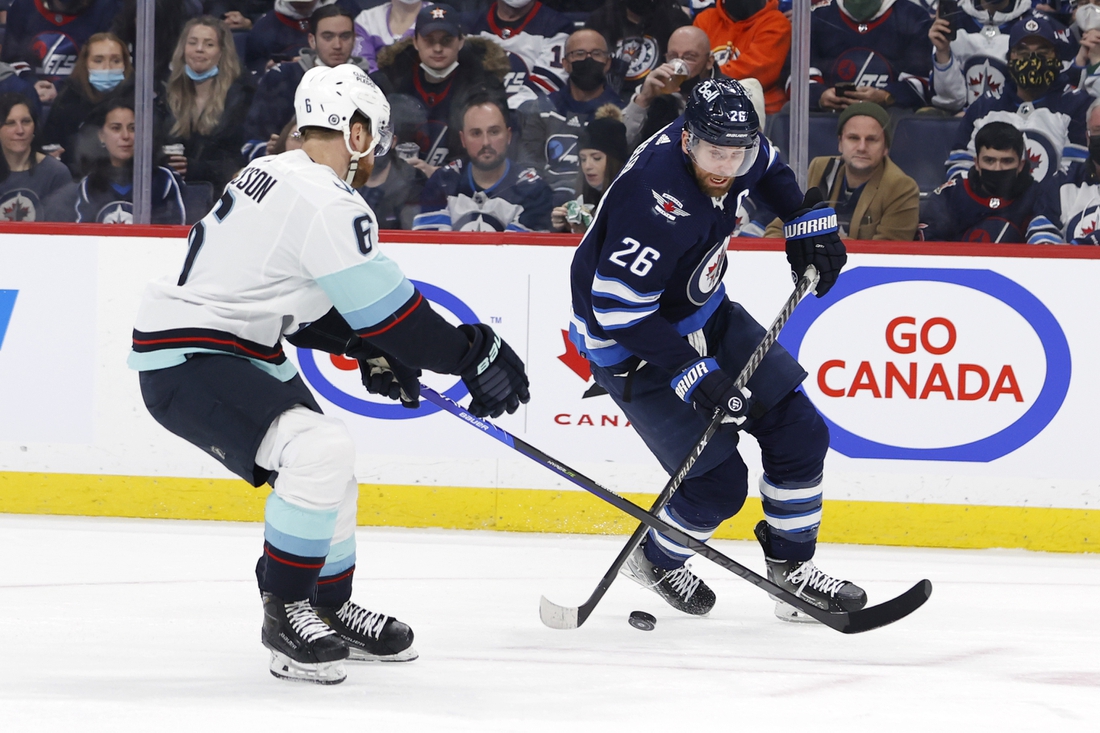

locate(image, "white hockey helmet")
[[294, 64, 393, 181]]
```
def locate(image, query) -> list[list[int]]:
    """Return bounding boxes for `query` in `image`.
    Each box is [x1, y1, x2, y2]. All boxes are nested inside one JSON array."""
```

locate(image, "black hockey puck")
[[628, 610, 656, 631]]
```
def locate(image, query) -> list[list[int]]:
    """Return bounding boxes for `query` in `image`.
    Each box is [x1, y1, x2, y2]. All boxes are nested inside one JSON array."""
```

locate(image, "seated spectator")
[[921, 120, 1041, 241], [929, 0, 1076, 114], [356, 139, 428, 229], [518, 29, 626, 205], [550, 104, 627, 232], [112, 0, 203, 84], [39, 32, 132, 174], [204, 0, 272, 30], [764, 102, 919, 240], [622, 24, 721, 148], [0, 61, 42, 119], [156, 16, 254, 194], [353, 0, 426, 72], [243, 4, 367, 159], [585, 0, 690, 99], [947, 16, 1090, 183], [245, 0, 361, 73], [693, 0, 789, 114], [269, 117, 303, 156], [0, 92, 72, 221], [1028, 97, 1100, 242], [414, 90, 553, 230], [372, 4, 508, 177], [1071, 0, 1100, 97], [1, 0, 123, 105], [809, 0, 933, 114], [463, 0, 574, 109], [44, 99, 186, 224]]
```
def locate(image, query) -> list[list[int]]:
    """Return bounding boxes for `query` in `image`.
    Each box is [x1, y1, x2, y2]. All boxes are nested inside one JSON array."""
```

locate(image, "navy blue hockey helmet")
[[684, 78, 759, 148]]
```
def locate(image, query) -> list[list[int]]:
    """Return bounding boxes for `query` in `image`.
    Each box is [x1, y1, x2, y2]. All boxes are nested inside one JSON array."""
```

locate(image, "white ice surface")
[[0, 514, 1097, 732]]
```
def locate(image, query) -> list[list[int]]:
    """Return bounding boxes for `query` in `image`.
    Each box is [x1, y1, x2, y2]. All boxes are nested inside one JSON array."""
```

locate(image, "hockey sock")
[[758, 474, 822, 562], [256, 542, 326, 601], [258, 493, 338, 600], [643, 505, 720, 570]]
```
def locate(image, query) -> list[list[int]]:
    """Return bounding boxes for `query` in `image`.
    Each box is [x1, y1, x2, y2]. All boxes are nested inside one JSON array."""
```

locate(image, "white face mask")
[[421, 60, 459, 81], [500, 0, 532, 8], [1078, 4, 1100, 32]]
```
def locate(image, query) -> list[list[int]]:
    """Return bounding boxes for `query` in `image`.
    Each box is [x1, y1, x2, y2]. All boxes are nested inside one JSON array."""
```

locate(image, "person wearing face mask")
[[39, 32, 132, 176], [808, 0, 933, 113], [2, 0, 124, 106], [245, 0, 363, 73], [244, 5, 372, 161], [371, 4, 508, 178], [693, 0, 789, 114], [517, 28, 626, 206], [462, 0, 574, 109], [1026, 97, 1100, 242], [155, 16, 255, 194], [921, 121, 1042, 241], [585, 0, 691, 100], [622, 25, 722, 148], [353, 0, 430, 74], [928, 0, 1076, 114], [946, 16, 1090, 184]]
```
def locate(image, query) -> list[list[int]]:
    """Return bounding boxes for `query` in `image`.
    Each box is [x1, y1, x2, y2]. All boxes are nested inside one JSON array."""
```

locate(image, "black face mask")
[[569, 58, 606, 92], [1008, 53, 1059, 91], [1089, 137, 1100, 165], [723, 0, 766, 20], [972, 166, 1019, 198]]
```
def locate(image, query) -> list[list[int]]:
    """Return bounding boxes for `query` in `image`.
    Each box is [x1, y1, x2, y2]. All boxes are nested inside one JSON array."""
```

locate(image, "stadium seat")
[[889, 116, 963, 194], [764, 111, 841, 166], [181, 182, 214, 225]]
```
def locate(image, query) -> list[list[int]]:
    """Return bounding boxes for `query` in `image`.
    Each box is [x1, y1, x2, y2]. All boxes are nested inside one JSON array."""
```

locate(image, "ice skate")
[[262, 592, 349, 684], [314, 601, 418, 662], [754, 520, 867, 623], [621, 541, 716, 615]]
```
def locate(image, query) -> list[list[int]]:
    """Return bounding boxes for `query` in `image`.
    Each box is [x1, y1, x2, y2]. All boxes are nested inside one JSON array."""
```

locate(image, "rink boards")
[[0, 225, 1097, 552]]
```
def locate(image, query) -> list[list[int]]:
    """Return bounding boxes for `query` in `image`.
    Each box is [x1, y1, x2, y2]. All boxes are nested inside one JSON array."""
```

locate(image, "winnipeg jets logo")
[[652, 191, 690, 220]]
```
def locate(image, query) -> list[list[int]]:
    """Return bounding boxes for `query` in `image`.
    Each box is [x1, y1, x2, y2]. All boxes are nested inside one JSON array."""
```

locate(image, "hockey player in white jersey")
[[128, 64, 530, 685]]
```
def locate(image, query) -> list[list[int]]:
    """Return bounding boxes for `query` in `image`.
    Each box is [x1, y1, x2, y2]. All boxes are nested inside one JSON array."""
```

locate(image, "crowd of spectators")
[[0, 0, 1096, 242]]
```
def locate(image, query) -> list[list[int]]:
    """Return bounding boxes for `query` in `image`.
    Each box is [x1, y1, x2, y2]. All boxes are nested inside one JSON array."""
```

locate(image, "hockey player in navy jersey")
[[569, 78, 866, 622], [128, 65, 530, 684]]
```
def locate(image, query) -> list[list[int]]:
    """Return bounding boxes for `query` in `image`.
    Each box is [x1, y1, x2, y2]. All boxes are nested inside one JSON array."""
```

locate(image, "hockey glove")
[[456, 324, 531, 419], [784, 187, 847, 297], [671, 358, 753, 426], [346, 342, 421, 409]]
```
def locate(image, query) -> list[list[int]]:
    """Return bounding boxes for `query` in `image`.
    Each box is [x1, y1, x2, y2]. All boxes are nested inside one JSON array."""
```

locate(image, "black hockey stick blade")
[[423, 386, 932, 634], [539, 265, 821, 630]]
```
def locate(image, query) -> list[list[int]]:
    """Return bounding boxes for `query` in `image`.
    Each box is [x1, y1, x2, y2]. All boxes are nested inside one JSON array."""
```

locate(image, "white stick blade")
[[539, 595, 579, 629]]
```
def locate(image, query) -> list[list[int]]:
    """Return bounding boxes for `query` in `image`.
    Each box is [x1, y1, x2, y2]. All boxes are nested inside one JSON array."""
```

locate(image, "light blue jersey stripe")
[[592, 272, 662, 306], [265, 524, 332, 558], [316, 253, 412, 316], [339, 279, 417, 331], [126, 348, 298, 381], [412, 212, 451, 230]]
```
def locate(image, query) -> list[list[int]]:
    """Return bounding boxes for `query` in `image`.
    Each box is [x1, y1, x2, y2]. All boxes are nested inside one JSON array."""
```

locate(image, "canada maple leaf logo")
[[557, 330, 591, 382]]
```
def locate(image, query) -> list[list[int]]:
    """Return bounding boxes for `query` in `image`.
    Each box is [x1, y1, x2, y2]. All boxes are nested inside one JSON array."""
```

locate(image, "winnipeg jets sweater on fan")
[[462, 1, 573, 109], [807, 0, 933, 110], [919, 171, 1043, 242], [1029, 160, 1100, 243], [45, 166, 184, 225], [945, 82, 1090, 183], [569, 120, 803, 372], [1, 0, 124, 85], [413, 158, 553, 232]]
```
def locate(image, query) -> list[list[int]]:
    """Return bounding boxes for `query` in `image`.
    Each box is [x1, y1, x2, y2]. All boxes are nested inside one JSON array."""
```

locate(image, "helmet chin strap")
[[343, 127, 366, 184]]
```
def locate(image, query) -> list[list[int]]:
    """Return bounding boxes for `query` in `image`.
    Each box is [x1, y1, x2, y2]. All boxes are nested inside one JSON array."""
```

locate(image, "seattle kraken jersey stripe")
[[315, 257, 414, 330]]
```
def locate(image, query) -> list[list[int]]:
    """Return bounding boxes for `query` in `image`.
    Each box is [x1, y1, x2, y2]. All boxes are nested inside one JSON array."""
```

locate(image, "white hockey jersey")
[[128, 150, 413, 380]]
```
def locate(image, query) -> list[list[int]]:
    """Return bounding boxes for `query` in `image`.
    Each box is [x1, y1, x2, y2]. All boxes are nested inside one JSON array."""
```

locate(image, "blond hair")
[[166, 16, 241, 138]]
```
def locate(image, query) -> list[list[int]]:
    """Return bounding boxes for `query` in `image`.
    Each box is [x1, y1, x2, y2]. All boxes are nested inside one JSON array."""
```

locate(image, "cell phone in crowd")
[[834, 81, 856, 97], [938, 0, 960, 42]]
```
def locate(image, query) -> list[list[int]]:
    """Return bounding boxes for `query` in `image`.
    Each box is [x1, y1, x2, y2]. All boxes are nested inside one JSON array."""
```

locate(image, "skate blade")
[[268, 651, 347, 684], [346, 645, 419, 663], [773, 600, 823, 625]]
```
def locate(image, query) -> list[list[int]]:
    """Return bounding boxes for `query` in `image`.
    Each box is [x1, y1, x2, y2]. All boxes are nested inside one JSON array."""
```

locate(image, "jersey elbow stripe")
[[592, 273, 662, 306], [354, 291, 424, 338], [339, 280, 417, 333], [316, 256, 412, 315], [593, 304, 658, 329]]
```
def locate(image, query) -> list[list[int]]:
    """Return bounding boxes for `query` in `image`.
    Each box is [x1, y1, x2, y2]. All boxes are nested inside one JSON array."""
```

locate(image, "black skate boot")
[[753, 520, 867, 623], [314, 601, 418, 662], [621, 541, 716, 615], [262, 592, 349, 684]]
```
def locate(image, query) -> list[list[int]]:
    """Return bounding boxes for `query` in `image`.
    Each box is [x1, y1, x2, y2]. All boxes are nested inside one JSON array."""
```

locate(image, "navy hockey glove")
[[346, 342, 421, 409], [784, 188, 847, 297], [671, 358, 753, 426], [456, 324, 531, 419]]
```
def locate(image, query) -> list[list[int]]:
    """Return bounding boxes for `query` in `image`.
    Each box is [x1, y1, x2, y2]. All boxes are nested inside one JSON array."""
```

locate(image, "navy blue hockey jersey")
[[2, 0, 123, 83], [412, 158, 554, 232], [919, 171, 1041, 243], [1029, 160, 1100, 244], [808, 0, 933, 110], [569, 120, 803, 371]]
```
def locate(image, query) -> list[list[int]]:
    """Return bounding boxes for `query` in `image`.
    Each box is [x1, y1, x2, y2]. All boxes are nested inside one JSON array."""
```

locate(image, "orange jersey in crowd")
[[694, 0, 791, 114]]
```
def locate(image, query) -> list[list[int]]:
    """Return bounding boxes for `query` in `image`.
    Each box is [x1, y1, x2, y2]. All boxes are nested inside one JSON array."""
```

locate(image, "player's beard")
[[691, 163, 735, 198], [349, 154, 375, 188]]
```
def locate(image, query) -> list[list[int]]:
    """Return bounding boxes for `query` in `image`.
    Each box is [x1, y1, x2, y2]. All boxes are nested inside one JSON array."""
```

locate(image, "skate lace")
[[286, 600, 336, 643], [338, 602, 389, 640], [787, 561, 845, 598], [664, 565, 702, 601]]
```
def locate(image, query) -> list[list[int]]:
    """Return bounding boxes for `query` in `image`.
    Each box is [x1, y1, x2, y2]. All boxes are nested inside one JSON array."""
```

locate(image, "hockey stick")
[[539, 265, 822, 629], [421, 386, 932, 634]]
